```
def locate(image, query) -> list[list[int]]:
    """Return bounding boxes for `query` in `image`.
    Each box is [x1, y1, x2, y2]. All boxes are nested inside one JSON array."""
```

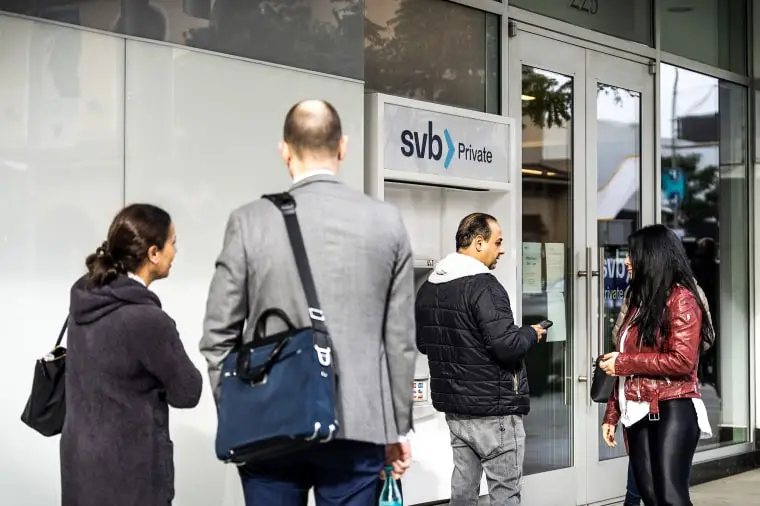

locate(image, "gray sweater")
[[61, 275, 202, 506]]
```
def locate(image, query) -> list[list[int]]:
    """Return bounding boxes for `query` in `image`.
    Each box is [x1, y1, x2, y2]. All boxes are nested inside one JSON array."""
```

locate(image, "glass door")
[[512, 30, 586, 506], [584, 49, 655, 505], [512, 28, 654, 506]]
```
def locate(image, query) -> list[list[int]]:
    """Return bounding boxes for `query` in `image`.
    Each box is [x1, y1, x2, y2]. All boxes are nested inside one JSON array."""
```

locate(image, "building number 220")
[[568, 0, 599, 15]]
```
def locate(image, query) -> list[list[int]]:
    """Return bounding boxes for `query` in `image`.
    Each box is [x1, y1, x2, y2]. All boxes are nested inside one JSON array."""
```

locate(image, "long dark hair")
[[627, 224, 713, 349], [85, 204, 172, 286]]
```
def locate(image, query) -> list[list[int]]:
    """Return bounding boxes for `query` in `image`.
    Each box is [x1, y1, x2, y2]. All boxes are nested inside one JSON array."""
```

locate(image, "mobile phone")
[[538, 319, 554, 330]]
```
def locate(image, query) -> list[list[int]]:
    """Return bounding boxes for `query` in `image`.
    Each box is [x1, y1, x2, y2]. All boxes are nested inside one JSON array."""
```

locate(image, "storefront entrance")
[[510, 24, 656, 505]]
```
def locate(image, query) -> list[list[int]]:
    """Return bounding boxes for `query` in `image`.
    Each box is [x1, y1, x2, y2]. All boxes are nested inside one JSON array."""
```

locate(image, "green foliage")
[[521, 68, 572, 128], [661, 153, 718, 227], [521, 69, 630, 129]]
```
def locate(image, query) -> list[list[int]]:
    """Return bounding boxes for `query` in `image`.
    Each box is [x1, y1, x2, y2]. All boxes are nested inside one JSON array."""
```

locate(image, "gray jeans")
[[446, 413, 526, 506]]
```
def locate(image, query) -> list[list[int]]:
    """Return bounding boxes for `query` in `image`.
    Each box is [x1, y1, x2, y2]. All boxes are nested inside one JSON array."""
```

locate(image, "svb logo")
[[400, 121, 455, 169], [400, 121, 493, 169]]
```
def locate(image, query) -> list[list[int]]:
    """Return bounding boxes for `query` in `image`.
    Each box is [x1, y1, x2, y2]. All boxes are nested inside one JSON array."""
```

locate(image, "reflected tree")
[[364, 0, 629, 126], [521, 71, 632, 129], [522, 68, 572, 128], [661, 153, 719, 391], [184, 0, 363, 79], [661, 153, 719, 229], [364, 0, 498, 112]]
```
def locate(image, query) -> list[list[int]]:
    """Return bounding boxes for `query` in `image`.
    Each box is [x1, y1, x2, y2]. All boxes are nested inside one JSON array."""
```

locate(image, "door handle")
[[598, 247, 606, 358], [584, 247, 593, 405]]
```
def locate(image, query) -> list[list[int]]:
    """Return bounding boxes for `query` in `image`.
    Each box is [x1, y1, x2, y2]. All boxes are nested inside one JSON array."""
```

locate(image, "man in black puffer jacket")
[[415, 212, 545, 506]]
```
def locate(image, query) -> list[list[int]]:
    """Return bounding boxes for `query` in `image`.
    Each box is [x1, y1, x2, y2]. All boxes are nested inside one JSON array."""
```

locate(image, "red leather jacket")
[[603, 285, 703, 426]]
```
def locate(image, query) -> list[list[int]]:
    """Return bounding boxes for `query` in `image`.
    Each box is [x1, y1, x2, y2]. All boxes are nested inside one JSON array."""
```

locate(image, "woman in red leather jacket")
[[599, 225, 714, 506]]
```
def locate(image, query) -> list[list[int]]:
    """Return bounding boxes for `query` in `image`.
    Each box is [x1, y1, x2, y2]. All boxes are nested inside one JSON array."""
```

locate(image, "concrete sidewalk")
[[689, 468, 760, 505], [611, 469, 760, 505], [468, 469, 760, 505]]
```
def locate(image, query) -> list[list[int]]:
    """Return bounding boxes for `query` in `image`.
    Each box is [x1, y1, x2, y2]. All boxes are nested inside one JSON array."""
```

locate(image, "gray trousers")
[[446, 413, 526, 506]]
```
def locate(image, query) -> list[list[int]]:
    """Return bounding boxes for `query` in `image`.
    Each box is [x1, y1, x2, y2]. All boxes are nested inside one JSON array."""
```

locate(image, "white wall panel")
[[124, 40, 364, 506], [0, 15, 125, 505]]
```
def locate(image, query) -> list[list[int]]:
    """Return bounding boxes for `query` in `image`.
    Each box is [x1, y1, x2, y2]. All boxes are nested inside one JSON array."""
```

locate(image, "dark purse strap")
[[262, 192, 329, 337], [54, 316, 69, 349]]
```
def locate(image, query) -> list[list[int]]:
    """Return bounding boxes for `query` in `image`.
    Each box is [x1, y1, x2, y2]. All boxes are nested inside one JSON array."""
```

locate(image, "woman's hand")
[[600, 352, 619, 376], [602, 423, 617, 448]]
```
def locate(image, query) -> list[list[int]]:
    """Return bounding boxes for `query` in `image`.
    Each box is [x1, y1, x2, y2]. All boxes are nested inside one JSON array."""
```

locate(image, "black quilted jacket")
[[415, 254, 538, 416]]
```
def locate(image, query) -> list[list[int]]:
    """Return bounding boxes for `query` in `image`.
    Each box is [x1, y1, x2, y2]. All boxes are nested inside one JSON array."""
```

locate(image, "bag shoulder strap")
[[262, 192, 328, 335], [55, 316, 69, 349]]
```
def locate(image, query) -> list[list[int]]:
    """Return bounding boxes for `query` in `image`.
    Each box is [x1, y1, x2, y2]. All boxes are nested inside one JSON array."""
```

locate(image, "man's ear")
[[337, 135, 348, 162], [278, 141, 291, 165]]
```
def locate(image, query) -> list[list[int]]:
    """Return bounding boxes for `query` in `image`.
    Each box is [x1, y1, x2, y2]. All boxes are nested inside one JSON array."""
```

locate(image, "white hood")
[[428, 253, 491, 284]]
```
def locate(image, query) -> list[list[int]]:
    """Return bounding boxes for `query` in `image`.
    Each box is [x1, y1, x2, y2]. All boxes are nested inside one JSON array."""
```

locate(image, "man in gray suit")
[[200, 100, 416, 506]]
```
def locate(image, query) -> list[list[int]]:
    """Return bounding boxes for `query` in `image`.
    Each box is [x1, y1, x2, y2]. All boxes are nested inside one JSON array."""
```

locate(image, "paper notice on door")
[[522, 243, 542, 294], [545, 243, 565, 293], [546, 291, 568, 343]]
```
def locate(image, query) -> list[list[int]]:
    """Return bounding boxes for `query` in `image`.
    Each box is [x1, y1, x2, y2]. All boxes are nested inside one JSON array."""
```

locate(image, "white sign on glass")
[[522, 243, 542, 294], [546, 292, 568, 343], [545, 243, 565, 293], [382, 103, 510, 183]]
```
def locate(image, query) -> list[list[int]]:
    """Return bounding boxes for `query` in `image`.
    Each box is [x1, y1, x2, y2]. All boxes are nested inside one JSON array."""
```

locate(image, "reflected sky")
[[594, 63, 719, 127]]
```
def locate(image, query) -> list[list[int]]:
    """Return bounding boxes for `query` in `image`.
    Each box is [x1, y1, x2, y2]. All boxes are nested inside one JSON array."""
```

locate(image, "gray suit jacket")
[[200, 174, 416, 445]]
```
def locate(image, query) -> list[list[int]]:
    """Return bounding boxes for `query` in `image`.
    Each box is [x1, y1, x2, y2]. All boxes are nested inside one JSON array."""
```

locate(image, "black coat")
[[415, 254, 538, 417], [61, 275, 202, 506]]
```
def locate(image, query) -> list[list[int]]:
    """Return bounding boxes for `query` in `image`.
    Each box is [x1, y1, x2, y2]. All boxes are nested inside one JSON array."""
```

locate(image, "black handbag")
[[590, 355, 615, 403], [21, 317, 68, 437]]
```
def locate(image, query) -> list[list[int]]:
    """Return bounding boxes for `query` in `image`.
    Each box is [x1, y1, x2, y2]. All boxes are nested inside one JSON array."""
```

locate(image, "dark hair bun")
[[85, 241, 122, 286]]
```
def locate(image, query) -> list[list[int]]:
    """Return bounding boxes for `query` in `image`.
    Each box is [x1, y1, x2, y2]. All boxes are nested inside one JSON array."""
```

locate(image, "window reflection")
[[521, 66, 573, 474], [510, 0, 653, 46], [596, 83, 641, 462], [659, 0, 747, 74], [364, 0, 500, 113], [0, 0, 363, 79], [660, 64, 750, 450]]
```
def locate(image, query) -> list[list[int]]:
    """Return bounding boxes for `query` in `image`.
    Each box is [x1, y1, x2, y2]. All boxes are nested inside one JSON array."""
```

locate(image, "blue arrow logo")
[[443, 129, 455, 169]]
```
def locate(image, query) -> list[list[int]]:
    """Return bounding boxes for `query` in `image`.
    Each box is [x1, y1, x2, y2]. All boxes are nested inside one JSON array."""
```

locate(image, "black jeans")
[[627, 398, 700, 506], [625, 461, 641, 505]]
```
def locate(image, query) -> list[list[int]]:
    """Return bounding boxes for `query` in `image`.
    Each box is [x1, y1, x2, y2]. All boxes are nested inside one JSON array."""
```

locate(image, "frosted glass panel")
[[124, 39, 364, 506], [0, 14, 125, 505]]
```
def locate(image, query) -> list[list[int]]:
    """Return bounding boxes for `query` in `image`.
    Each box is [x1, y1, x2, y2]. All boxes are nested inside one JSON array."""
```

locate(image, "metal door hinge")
[[508, 20, 517, 38], [648, 60, 657, 76]]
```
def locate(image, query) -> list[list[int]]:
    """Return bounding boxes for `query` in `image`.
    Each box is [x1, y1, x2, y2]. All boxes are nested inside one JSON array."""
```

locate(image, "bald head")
[[283, 100, 343, 159]]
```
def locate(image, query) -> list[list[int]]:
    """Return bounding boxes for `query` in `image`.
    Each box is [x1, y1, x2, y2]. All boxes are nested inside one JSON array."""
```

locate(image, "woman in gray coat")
[[61, 204, 203, 506]]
